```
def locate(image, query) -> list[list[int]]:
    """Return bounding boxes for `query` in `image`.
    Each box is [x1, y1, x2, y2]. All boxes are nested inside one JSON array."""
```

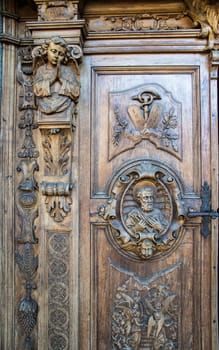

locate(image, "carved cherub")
[[32, 36, 81, 121]]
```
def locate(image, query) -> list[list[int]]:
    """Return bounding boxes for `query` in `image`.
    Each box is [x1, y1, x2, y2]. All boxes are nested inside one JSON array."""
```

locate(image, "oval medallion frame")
[[99, 159, 186, 261]]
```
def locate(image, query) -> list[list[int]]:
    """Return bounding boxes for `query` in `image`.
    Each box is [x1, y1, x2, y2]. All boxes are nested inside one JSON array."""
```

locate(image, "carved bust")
[[33, 36, 80, 122], [125, 181, 168, 258]]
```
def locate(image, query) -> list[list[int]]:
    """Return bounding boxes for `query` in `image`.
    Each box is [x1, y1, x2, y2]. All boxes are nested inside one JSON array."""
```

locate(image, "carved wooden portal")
[[1, 1, 218, 350], [79, 50, 218, 349]]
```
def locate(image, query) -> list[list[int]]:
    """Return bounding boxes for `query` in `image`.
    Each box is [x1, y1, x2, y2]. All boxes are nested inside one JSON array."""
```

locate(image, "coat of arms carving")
[[109, 84, 182, 160]]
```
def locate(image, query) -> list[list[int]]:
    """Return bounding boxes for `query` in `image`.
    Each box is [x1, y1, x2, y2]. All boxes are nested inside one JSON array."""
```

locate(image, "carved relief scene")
[[109, 84, 182, 160], [111, 262, 181, 350]]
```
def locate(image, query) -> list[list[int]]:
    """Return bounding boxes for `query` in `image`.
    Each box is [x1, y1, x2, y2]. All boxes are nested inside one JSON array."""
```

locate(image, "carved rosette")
[[111, 261, 181, 349], [48, 232, 70, 350], [110, 84, 182, 161], [99, 160, 185, 261]]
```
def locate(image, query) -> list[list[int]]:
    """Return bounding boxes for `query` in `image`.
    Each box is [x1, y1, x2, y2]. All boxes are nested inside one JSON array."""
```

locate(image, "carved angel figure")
[[33, 36, 80, 121]]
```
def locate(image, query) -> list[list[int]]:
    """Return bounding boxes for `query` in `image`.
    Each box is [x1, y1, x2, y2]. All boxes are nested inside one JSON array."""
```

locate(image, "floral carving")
[[16, 243, 38, 348], [16, 45, 39, 350], [16, 159, 39, 244], [42, 129, 71, 176], [87, 12, 195, 33], [106, 13, 190, 31], [41, 181, 73, 222]]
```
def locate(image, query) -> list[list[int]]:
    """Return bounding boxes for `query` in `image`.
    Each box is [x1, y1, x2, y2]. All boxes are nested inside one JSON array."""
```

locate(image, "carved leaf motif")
[[45, 195, 72, 222], [18, 296, 38, 337], [59, 132, 71, 175], [42, 130, 71, 176], [42, 134, 54, 174], [15, 243, 38, 281]]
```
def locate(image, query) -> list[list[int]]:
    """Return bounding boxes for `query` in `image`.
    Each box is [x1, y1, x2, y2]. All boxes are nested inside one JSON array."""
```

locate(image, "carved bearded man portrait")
[[125, 182, 168, 258], [33, 36, 80, 120]]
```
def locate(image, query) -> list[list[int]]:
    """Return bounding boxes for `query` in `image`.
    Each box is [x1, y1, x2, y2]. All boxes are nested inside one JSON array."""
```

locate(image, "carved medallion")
[[109, 84, 182, 160], [99, 160, 185, 260], [111, 261, 181, 350]]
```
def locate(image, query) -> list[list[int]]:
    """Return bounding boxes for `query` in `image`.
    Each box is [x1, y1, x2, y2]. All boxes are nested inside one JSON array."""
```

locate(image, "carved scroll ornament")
[[99, 160, 185, 261], [41, 182, 73, 222], [184, 0, 219, 49], [110, 84, 182, 161]]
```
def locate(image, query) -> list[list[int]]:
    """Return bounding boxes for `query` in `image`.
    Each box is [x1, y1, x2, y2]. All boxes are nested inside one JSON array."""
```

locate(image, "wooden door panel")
[[90, 64, 202, 197], [79, 53, 212, 349]]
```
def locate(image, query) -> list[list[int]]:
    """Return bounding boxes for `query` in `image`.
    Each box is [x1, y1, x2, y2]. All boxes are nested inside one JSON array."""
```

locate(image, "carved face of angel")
[[136, 187, 154, 212], [47, 42, 66, 67]]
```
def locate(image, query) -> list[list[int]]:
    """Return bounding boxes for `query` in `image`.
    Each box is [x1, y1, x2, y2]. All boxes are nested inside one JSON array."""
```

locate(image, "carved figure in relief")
[[111, 264, 180, 350], [125, 183, 168, 258], [33, 36, 80, 120]]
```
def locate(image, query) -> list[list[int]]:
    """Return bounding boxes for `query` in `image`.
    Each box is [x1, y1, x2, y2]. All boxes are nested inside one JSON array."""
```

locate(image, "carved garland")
[[16, 46, 39, 350]]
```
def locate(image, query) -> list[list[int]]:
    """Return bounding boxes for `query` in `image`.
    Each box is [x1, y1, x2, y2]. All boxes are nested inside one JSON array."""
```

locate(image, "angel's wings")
[[31, 45, 45, 75]]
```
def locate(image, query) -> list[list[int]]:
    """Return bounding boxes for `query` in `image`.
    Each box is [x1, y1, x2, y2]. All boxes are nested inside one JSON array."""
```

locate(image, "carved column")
[[22, 2, 86, 349]]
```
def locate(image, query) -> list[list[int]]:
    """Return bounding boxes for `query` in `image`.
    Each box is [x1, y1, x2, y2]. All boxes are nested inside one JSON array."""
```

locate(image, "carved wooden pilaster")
[[16, 45, 39, 350], [22, 4, 85, 348]]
